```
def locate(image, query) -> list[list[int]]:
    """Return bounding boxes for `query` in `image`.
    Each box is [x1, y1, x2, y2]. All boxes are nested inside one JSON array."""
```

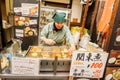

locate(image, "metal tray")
[[25, 46, 71, 72]]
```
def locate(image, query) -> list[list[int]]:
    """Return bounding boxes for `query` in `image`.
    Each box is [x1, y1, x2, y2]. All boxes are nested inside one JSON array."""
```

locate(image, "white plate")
[[105, 74, 113, 80], [116, 36, 120, 42], [108, 57, 116, 64]]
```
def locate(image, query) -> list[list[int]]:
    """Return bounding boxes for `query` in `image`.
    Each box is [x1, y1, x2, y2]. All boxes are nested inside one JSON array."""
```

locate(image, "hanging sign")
[[70, 51, 108, 78], [11, 57, 40, 75]]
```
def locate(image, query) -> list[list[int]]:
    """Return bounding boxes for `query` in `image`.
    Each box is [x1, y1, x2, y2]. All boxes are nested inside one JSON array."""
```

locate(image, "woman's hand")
[[68, 44, 76, 55], [43, 38, 56, 45]]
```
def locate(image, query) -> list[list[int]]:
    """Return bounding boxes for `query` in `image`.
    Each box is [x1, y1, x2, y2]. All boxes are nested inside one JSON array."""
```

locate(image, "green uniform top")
[[40, 22, 74, 46]]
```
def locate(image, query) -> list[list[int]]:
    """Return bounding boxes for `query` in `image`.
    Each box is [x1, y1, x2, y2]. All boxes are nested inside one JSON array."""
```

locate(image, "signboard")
[[70, 51, 108, 78], [11, 57, 40, 75], [13, 0, 40, 50], [21, 3, 38, 17]]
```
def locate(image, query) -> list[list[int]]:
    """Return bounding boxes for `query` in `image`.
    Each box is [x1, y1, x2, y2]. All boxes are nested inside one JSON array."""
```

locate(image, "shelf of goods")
[[105, 50, 120, 80]]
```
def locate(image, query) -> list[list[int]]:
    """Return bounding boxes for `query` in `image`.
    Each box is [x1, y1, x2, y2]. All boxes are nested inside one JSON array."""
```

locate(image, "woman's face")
[[55, 22, 64, 29]]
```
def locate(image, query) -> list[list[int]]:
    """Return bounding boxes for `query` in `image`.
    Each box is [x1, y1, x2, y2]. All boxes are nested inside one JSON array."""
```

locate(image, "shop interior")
[[0, 0, 120, 80]]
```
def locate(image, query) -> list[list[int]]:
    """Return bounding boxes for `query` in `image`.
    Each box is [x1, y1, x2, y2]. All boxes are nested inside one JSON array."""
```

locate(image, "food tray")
[[26, 46, 71, 72], [26, 46, 71, 59]]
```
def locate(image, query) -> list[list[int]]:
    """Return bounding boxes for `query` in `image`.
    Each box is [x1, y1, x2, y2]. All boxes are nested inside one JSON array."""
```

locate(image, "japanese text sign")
[[11, 57, 40, 75], [70, 51, 108, 78]]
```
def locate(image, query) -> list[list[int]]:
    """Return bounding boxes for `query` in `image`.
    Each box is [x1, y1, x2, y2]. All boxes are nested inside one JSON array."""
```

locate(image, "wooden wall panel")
[[105, 0, 120, 52]]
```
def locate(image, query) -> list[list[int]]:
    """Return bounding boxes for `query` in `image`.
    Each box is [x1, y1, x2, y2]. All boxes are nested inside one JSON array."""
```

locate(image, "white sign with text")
[[11, 57, 40, 75], [70, 51, 108, 78]]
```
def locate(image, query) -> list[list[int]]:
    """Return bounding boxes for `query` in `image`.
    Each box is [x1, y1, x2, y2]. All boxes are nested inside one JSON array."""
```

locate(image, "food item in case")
[[61, 48, 71, 58], [50, 53, 55, 58], [40, 52, 50, 58], [108, 57, 116, 64], [30, 46, 42, 52], [24, 27, 31, 33], [115, 60, 120, 65], [28, 52, 39, 58], [62, 48, 68, 53], [27, 30, 34, 36], [113, 69, 120, 80], [28, 46, 71, 58], [112, 69, 117, 73], [56, 53, 62, 58], [50, 47, 62, 58], [51, 47, 61, 54], [1, 56, 9, 69], [18, 21, 24, 26], [50, 53, 62, 58], [105, 74, 113, 80], [117, 55, 120, 59], [62, 53, 71, 58], [62, 53, 68, 58], [29, 6, 38, 15]]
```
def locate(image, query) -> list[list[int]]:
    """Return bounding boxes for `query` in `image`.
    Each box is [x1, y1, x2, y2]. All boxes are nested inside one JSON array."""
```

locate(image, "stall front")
[[0, 43, 108, 80]]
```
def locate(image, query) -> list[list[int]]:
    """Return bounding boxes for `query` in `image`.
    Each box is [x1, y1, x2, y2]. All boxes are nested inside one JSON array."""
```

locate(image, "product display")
[[1, 56, 9, 69], [105, 74, 112, 80], [113, 69, 120, 80], [1, 0, 119, 80], [28, 52, 39, 58], [40, 7, 54, 28], [105, 50, 120, 80], [13, 0, 39, 50], [39, 6, 71, 29], [26, 46, 71, 58], [105, 67, 120, 80], [107, 50, 120, 66], [108, 57, 116, 64]]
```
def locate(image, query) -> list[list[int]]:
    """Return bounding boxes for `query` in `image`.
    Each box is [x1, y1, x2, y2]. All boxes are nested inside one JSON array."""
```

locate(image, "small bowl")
[[105, 74, 113, 80], [108, 57, 116, 64]]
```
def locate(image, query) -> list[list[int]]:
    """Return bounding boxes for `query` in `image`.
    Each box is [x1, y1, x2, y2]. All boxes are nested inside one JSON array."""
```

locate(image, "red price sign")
[[91, 62, 103, 69]]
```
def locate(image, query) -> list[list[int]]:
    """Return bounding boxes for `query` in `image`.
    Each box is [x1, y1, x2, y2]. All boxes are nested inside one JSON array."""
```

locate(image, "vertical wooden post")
[[90, 0, 99, 37], [104, 0, 120, 51], [80, 0, 89, 39]]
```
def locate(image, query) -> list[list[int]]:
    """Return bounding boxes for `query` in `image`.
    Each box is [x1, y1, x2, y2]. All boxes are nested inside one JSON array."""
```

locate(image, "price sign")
[[11, 57, 40, 75], [70, 51, 108, 78]]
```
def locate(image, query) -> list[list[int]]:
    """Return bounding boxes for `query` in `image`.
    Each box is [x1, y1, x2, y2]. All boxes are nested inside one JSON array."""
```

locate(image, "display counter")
[[0, 46, 71, 80], [0, 58, 70, 80], [0, 44, 108, 80], [0, 72, 69, 80]]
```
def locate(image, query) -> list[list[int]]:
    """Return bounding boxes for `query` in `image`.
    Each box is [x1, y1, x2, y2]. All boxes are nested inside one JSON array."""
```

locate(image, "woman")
[[40, 12, 75, 54]]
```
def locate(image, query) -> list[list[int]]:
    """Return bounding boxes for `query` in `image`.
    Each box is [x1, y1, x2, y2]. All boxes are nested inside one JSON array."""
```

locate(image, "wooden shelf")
[[70, 22, 81, 27], [44, 0, 70, 4], [43, 0, 72, 8], [107, 64, 120, 67]]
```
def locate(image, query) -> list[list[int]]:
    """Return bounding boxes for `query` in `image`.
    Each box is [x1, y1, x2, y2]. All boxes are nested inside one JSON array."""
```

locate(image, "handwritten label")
[[70, 51, 108, 78], [11, 57, 40, 75]]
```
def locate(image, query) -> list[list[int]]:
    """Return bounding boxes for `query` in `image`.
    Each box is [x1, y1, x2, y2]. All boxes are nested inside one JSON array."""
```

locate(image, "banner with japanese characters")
[[70, 51, 108, 78]]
